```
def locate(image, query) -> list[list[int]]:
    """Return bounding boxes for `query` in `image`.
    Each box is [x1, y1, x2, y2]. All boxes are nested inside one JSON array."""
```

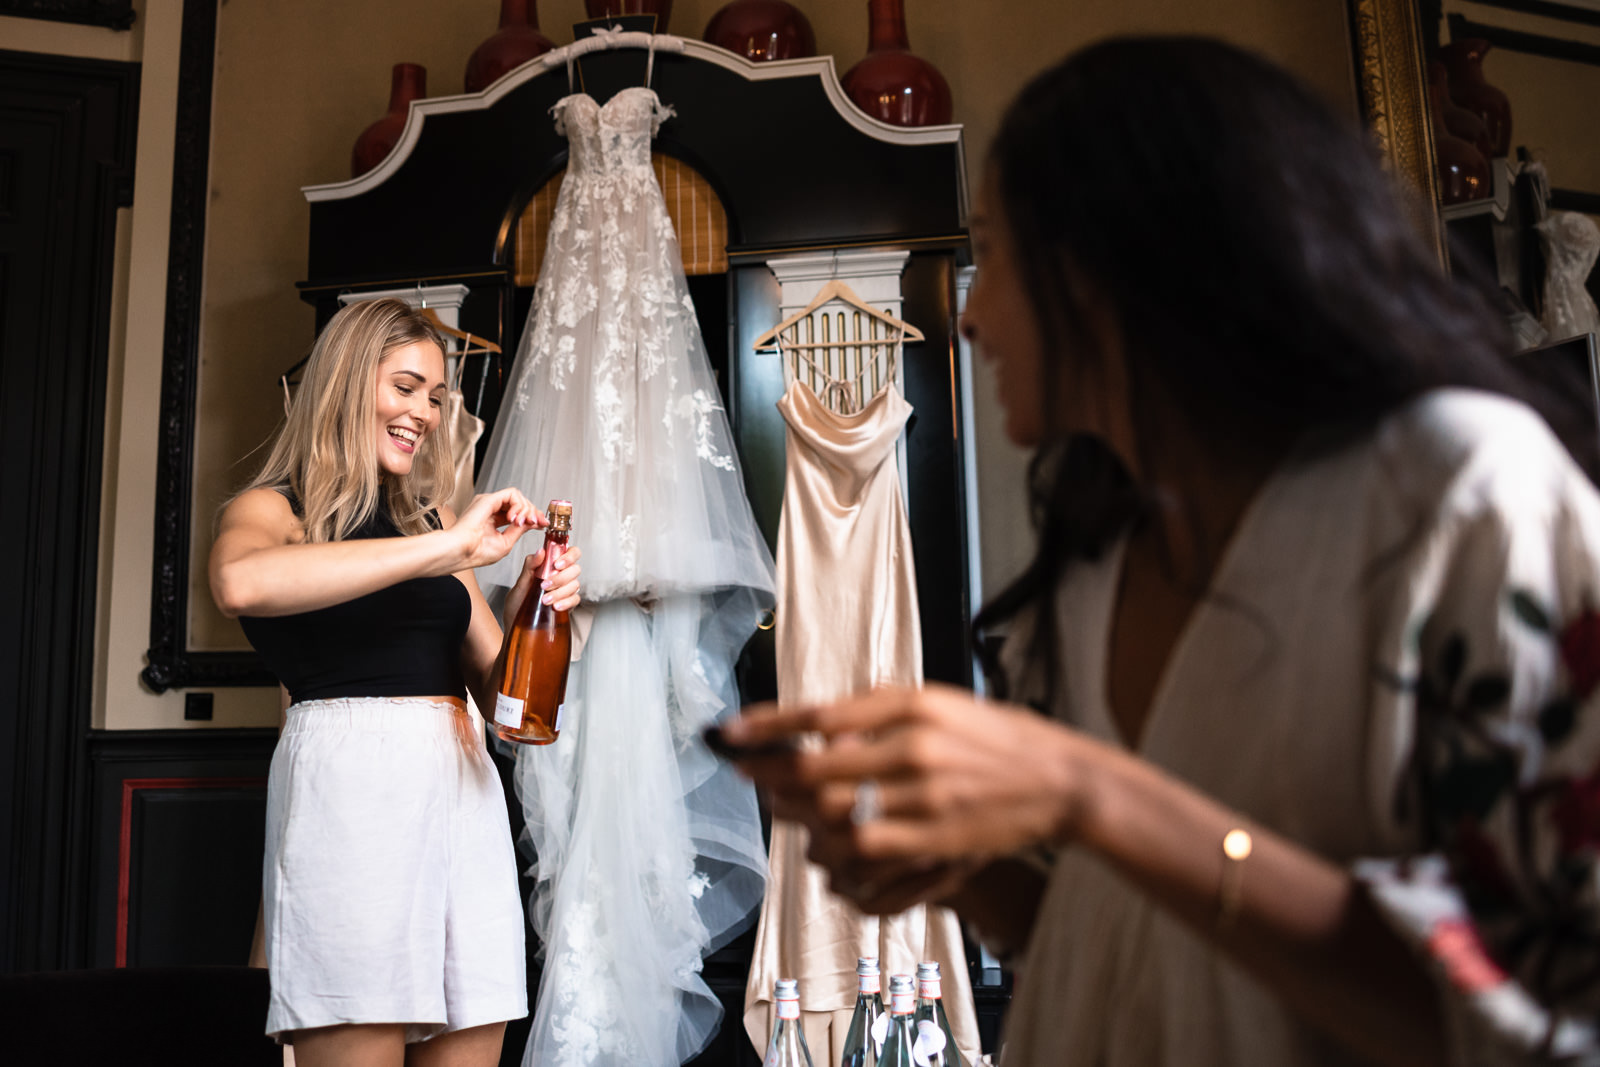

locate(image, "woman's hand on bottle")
[[721, 683, 1093, 874], [451, 488, 544, 570], [503, 543, 583, 626]]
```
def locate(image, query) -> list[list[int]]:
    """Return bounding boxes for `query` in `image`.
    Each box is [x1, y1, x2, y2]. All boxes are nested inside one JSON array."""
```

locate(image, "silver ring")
[[850, 779, 882, 826]]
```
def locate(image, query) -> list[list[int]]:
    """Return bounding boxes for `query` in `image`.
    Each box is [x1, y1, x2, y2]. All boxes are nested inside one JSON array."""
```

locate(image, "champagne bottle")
[[840, 956, 885, 1067], [913, 962, 966, 1067], [877, 975, 918, 1067], [493, 500, 572, 745], [764, 978, 815, 1067]]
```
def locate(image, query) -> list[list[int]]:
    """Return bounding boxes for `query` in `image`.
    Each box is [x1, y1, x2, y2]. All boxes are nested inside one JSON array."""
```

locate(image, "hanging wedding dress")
[[474, 75, 776, 1067]]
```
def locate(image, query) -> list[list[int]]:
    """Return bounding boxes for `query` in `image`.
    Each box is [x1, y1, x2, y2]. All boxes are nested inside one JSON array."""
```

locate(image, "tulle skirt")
[[473, 113, 775, 1066]]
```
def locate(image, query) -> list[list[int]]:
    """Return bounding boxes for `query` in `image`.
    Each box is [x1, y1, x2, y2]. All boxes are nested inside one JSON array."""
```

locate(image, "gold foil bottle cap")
[[547, 499, 572, 530]]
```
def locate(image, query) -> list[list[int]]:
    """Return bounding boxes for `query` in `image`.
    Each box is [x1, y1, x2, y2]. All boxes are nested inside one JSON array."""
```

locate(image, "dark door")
[[0, 48, 137, 972]]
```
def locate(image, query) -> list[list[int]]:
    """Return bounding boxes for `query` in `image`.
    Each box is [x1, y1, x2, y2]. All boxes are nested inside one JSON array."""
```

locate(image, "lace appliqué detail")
[[507, 91, 722, 477], [670, 390, 736, 471]]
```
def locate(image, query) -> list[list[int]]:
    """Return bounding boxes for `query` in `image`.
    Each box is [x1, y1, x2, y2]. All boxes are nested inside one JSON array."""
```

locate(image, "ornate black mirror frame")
[[142, 0, 274, 692], [1348, 0, 1448, 262]]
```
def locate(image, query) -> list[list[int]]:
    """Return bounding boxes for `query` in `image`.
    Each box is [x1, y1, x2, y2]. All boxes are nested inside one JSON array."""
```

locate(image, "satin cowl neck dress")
[[744, 379, 980, 1066]]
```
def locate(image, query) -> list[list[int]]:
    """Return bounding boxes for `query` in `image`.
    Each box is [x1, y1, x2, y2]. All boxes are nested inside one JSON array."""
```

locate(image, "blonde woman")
[[210, 298, 581, 1067]]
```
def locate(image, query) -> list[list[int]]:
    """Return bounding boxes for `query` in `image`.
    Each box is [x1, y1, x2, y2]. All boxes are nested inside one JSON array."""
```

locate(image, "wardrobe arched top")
[[299, 35, 968, 284]]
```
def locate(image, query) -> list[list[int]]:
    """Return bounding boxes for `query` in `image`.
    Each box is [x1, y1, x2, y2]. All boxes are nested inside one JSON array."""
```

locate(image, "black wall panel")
[[0, 47, 137, 973]]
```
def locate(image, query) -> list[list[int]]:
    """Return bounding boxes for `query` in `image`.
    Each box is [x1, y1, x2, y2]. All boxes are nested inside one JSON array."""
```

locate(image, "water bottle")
[[765, 978, 815, 1067], [877, 975, 919, 1067], [913, 962, 967, 1067], [840, 956, 886, 1067]]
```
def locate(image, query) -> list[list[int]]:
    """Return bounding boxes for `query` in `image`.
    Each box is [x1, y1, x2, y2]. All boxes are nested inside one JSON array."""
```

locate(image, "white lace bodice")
[[553, 87, 671, 181]]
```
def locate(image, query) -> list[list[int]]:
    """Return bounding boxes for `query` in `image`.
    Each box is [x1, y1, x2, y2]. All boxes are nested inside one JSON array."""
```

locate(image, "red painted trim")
[[115, 775, 268, 968]]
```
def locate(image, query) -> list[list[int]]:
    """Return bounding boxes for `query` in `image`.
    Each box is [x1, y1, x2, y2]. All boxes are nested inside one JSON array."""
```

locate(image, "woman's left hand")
[[503, 544, 583, 625], [721, 683, 1090, 874]]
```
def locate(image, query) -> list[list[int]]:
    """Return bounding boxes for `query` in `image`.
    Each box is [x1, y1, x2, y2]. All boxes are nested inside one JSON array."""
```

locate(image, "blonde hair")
[[240, 298, 454, 542]]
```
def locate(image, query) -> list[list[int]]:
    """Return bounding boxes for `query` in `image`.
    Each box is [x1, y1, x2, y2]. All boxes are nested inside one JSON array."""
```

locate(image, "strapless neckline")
[[553, 85, 660, 113]]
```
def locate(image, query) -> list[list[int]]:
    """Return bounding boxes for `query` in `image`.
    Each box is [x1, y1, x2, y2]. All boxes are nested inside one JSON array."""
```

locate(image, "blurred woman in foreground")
[[723, 36, 1600, 1067]]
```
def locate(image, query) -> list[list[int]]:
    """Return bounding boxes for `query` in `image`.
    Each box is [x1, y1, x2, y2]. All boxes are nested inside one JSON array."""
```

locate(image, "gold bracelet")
[[1217, 828, 1253, 930]]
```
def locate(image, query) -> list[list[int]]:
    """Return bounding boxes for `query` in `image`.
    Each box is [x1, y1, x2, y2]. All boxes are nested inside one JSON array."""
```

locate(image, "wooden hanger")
[[751, 279, 923, 352], [419, 306, 501, 357]]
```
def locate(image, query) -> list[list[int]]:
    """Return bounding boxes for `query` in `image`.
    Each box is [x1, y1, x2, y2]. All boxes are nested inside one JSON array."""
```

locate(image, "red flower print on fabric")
[[1559, 610, 1600, 702], [1550, 768, 1600, 855]]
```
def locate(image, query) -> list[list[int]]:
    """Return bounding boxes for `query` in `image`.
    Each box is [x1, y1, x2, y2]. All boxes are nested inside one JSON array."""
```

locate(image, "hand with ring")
[[715, 683, 1097, 909]]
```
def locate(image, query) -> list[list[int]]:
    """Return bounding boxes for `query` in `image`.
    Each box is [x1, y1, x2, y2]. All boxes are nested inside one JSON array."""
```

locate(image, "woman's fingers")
[[742, 685, 1088, 862], [727, 684, 959, 750], [532, 547, 581, 608]]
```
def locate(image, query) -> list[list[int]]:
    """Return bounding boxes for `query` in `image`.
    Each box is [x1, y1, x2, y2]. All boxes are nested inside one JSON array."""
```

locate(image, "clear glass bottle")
[[765, 978, 815, 1067], [840, 956, 885, 1067], [493, 500, 572, 744], [913, 962, 966, 1067], [877, 974, 918, 1067]]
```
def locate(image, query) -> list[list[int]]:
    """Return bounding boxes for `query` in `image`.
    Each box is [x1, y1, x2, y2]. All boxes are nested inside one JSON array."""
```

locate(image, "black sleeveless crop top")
[[238, 497, 471, 704]]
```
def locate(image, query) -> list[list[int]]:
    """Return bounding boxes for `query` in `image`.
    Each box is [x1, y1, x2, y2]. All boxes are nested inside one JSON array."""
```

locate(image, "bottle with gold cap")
[[493, 499, 572, 744]]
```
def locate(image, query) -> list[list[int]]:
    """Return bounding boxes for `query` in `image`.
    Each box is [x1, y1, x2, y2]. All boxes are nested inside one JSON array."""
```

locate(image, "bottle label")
[[871, 1012, 890, 1051], [554, 702, 567, 733], [493, 693, 524, 729], [861, 974, 880, 995], [918, 977, 941, 1000], [912, 1020, 947, 1067], [776, 995, 800, 1021], [892, 989, 915, 1015]]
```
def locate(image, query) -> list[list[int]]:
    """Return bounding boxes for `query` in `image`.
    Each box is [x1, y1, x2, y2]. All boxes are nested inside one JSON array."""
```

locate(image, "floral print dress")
[[999, 389, 1600, 1067]]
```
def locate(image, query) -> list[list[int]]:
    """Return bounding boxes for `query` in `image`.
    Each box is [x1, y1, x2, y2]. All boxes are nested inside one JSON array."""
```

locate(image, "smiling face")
[[374, 339, 447, 480]]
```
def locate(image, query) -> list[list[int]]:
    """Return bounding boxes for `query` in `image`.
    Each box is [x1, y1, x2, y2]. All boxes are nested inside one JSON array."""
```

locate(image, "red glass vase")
[[352, 63, 426, 179], [1439, 38, 1511, 158], [583, 0, 672, 33], [1428, 78, 1490, 205], [841, 0, 951, 127], [1428, 61, 1493, 162], [465, 0, 555, 94], [704, 0, 815, 62]]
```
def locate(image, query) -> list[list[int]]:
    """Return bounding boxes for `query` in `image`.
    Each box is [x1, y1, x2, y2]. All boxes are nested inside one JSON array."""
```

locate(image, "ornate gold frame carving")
[[1348, 0, 1446, 262]]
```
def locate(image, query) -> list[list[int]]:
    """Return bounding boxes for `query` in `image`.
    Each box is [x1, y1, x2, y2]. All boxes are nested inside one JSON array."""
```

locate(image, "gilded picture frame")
[[1348, 0, 1448, 263]]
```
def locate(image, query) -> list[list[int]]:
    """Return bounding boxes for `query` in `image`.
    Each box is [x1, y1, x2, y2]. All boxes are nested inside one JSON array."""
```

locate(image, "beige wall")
[[37, 0, 1357, 729]]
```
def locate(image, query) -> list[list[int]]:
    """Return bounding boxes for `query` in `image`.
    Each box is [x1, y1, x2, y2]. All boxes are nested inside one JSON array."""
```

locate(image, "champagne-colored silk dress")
[[743, 380, 981, 1064]]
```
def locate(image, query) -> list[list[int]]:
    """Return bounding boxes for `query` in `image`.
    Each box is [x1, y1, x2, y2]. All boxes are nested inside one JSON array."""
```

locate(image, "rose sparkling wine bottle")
[[493, 500, 572, 744]]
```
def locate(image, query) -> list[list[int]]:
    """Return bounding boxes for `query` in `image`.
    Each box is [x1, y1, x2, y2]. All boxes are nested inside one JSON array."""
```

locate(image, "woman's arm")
[[209, 486, 540, 618], [727, 685, 1444, 1067]]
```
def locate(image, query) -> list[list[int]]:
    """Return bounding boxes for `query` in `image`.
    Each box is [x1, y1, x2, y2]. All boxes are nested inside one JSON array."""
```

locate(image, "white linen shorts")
[[263, 697, 527, 1043]]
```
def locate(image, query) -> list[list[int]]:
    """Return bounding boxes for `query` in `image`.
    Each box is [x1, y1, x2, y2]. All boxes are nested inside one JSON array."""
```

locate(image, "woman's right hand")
[[449, 488, 543, 571]]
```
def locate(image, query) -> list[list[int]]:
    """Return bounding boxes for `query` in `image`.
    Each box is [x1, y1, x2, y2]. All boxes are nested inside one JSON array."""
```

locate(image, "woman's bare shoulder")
[[219, 487, 302, 542]]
